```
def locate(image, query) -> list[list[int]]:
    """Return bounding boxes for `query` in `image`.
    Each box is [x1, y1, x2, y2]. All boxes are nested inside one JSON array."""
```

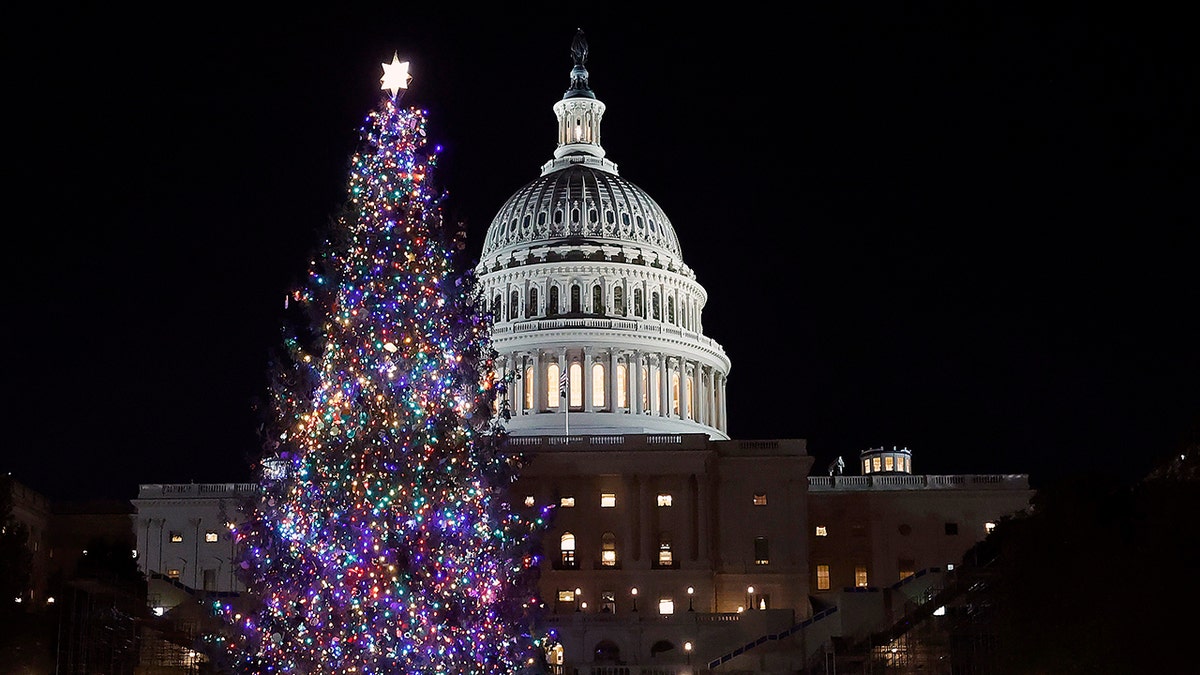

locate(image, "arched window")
[[569, 361, 583, 408], [648, 363, 659, 414], [668, 296, 675, 324], [592, 284, 603, 315], [591, 362, 605, 408], [650, 640, 676, 656], [651, 292, 660, 320], [524, 366, 533, 410], [509, 290, 519, 320], [671, 368, 681, 416], [548, 286, 559, 316], [594, 641, 620, 664], [548, 362, 562, 408], [527, 287, 538, 318], [600, 532, 617, 567], [616, 362, 628, 408], [685, 370, 694, 420], [560, 532, 576, 567], [634, 288, 644, 317], [570, 285, 582, 313], [492, 293, 502, 318], [614, 287, 624, 316]]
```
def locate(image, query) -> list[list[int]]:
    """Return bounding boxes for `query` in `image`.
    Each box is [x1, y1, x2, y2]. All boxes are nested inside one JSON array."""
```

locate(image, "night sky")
[[11, 5, 1197, 502]]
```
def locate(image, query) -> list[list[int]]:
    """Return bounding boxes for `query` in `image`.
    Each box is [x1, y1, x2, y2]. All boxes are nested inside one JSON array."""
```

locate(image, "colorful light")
[[207, 62, 548, 674]]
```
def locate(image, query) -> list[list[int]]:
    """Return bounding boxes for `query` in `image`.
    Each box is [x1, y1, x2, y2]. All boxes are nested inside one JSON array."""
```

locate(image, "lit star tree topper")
[[380, 52, 412, 98], [206, 54, 551, 674]]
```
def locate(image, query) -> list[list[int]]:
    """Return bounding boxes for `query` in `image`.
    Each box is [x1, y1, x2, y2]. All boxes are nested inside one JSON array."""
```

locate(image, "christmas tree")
[[210, 54, 549, 674]]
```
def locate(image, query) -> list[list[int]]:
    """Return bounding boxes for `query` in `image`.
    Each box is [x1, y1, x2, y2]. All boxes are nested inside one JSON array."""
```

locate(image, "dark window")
[[754, 537, 769, 565], [945, 522, 959, 535]]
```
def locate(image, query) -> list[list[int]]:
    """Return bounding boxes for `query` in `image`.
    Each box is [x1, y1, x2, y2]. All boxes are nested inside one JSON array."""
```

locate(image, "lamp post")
[[630, 586, 638, 612], [684, 641, 693, 669], [574, 587, 582, 612], [746, 585, 755, 611], [687, 586, 694, 612]]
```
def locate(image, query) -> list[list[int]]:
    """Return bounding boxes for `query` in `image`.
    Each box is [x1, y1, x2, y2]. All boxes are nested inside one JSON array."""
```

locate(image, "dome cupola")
[[475, 30, 730, 439]]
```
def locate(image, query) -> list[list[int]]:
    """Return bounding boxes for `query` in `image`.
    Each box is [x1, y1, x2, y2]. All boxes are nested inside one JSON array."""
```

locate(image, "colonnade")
[[498, 347, 726, 434]]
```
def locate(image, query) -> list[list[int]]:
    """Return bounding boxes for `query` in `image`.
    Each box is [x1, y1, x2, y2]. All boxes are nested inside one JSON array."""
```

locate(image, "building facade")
[[127, 31, 1034, 674]]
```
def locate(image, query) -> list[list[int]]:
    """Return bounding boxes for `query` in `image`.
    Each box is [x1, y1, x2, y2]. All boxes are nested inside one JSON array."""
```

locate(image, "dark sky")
[[10, 4, 1197, 502]]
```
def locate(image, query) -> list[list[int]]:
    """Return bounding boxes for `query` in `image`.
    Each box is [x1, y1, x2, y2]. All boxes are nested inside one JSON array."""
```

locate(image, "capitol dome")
[[475, 30, 729, 439]]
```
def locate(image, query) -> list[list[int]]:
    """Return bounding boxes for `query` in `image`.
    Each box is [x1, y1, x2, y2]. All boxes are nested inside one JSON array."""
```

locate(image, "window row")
[[814, 563, 871, 591], [508, 361, 705, 421], [168, 530, 223, 543], [540, 492, 674, 509], [812, 521, 995, 537], [557, 532, 770, 567], [533, 491, 768, 510], [490, 282, 699, 330]]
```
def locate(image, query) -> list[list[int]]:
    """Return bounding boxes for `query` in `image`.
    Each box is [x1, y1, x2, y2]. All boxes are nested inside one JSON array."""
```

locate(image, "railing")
[[705, 607, 839, 669], [501, 433, 712, 451], [548, 666, 715, 675], [493, 316, 728, 356], [807, 474, 1030, 492], [137, 483, 260, 498]]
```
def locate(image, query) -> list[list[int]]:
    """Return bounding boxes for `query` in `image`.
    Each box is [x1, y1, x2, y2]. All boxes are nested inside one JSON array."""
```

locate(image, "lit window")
[[524, 366, 534, 409], [166, 568, 181, 579], [899, 559, 915, 581], [753, 493, 767, 506], [601, 590, 616, 613], [601, 532, 617, 567], [817, 564, 830, 590], [592, 362, 605, 407], [658, 597, 675, 615], [569, 362, 583, 407], [169, 531, 183, 543], [657, 493, 673, 507], [862, 458, 871, 474], [560, 532, 576, 567], [754, 537, 770, 565], [855, 566, 869, 588], [205, 531, 219, 543], [600, 493, 616, 508], [658, 538, 673, 566], [557, 589, 576, 603], [898, 456, 907, 472], [560, 496, 575, 508], [815, 526, 828, 537], [946, 563, 955, 571], [873, 457, 882, 472], [985, 521, 996, 534], [524, 495, 535, 507], [885, 456, 895, 471], [548, 363, 562, 408]]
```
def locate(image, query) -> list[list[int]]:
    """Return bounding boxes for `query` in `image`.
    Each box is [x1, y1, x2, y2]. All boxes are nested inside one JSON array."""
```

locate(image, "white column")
[[631, 351, 643, 415], [608, 349, 619, 412], [583, 346, 594, 413], [659, 355, 671, 418]]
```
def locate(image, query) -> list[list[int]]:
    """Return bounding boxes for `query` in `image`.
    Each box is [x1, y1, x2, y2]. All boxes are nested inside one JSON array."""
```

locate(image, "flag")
[[559, 370, 569, 398]]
